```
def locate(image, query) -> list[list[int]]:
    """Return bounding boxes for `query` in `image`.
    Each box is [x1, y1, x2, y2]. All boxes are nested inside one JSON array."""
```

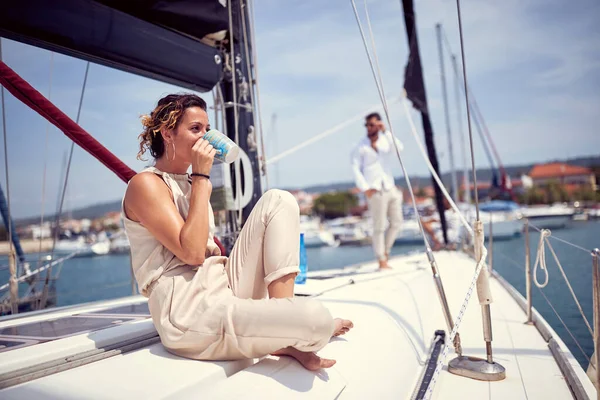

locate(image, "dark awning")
[[0, 0, 230, 92]]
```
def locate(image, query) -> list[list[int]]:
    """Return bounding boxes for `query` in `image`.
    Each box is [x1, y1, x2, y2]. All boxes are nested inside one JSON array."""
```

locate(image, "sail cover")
[[401, 0, 449, 244], [0, 0, 230, 92]]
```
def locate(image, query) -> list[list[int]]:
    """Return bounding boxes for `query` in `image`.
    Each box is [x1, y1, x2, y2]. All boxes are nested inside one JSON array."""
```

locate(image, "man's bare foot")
[[378, 259, 392, 269], [333, 318, 354, 337], [432, 241, 444, 251], [272, 347, 336, 371]]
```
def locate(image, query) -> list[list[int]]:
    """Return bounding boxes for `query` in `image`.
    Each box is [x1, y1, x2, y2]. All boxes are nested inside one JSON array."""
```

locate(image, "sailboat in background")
[[0, 1, 597, 399]]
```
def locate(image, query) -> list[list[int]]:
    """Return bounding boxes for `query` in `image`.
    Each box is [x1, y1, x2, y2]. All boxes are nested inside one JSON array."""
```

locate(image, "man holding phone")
[[351, 112, 404, 269]]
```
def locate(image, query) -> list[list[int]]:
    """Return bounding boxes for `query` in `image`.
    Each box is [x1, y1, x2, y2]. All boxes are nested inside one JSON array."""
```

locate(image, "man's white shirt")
[[351, 130, 403, 192]]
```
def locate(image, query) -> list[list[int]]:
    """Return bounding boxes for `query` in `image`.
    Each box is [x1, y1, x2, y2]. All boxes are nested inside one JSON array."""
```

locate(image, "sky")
[[0, 0, 599, 218]]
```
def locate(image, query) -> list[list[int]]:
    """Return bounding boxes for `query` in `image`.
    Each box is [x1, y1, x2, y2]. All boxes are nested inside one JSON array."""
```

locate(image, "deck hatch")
[[0, 316, 136, 340], [85, 303, 150, 316]]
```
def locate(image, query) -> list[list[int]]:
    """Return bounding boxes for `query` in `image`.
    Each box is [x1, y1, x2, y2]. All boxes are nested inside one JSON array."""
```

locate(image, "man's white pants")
[[367, 187, 403, 261]]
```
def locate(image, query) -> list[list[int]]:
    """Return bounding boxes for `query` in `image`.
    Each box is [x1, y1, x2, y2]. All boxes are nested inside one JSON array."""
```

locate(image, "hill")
[[288, 155, 600, 193], [15, 154, 599, 226]]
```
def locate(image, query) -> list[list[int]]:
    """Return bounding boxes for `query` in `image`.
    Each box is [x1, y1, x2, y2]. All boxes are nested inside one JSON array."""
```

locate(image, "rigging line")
[[353, 15, 491, 383], [527, 221, 592, 254], [239, 0, 256, 114], [352, 11, 492, 385], [52, 255, 66, 280], [425, 240, 488, 399], [537, 286, 593, 366], [0, 40, 19, 316], [466, 89, 505, 174], [350, 0, 433, 252], [509, 230, 595, 364], [401, 96, 473, 235], [495, 248, 594, 361], [0, 39, 15, 274], [249, 0, 269, 191], [216, 86, 228, 139], [436, 24, 458, 201], [227, 0, 243, 227], [362, 0, 389, 114], [495, 250, 524, 271], [37, 52, 55, 270], [493, 247, 592, 354], [546, 237, 593, 337], [532, 230, 594, 337], [212, 88, 218, 132], [352, 11, 490, 389], [455, 0, 480, 221], [443, 33, 471, 201], [40, 61, 91, 310], [425, 1, 495, 395], [242, 0, 269, 191], [266, 97, 401, 166], [444, 54, 498, 174], [452, 54, 470, 204], [469, 100, 497, 171], [445, 52, 497, 178], [50, 61, 91, 258], [358, 5, 475, 235], [440, 27, 505, 176], [215, 84, 238, 239], [0, 252, 78, 291]]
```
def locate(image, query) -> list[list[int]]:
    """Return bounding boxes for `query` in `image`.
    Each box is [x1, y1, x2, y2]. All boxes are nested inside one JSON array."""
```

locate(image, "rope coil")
[[533, 229, 551, 288], [532, 228, 593, 337]]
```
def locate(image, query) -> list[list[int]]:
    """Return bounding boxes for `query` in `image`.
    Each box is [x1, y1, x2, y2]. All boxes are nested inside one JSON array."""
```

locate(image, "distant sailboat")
[[0, 2, 597, 399]]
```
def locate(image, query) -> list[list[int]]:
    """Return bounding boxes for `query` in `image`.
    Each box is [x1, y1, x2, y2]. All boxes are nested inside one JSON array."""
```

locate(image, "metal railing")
[[488, 215, 599, 398]]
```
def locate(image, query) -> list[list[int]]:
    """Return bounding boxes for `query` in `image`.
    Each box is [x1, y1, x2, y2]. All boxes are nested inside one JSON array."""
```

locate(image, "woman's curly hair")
[[138, 93, 207, 160]]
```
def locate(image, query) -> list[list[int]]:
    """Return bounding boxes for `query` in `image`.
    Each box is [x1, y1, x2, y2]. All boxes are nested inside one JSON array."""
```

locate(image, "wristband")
[[190, 173, 210, 180]]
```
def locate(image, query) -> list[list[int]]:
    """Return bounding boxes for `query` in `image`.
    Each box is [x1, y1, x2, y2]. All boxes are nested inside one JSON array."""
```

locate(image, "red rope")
[[0, 61, 136, 183], [0, 60, 228, 256]]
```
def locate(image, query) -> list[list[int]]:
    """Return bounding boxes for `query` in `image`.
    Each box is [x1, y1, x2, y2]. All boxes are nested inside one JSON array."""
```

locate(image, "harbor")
[[0, 0, 599, 398]]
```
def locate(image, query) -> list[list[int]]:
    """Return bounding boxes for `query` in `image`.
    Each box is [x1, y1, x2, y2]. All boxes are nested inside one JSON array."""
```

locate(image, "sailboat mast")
[[220, 0, 262, 227], [451, 54, 470, 203], [436, 24, 458, 202], [401, 0, 449, 245]]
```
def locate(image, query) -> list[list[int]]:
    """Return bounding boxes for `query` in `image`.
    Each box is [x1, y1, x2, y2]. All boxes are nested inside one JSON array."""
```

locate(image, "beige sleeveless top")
[[122, 166, 220, 297]]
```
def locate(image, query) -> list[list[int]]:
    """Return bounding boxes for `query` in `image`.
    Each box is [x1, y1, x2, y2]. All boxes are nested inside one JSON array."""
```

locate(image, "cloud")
[[1, 0, 599, 217], [253, 0, 600, 188]]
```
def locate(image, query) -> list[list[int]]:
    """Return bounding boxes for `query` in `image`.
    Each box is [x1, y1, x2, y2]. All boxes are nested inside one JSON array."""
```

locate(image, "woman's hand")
[[191, 138, 217, 175], [205, 242, 222, 258]]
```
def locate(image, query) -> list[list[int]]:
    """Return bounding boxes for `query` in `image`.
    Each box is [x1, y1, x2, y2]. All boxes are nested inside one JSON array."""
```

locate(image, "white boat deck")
[[0, 251, 595, 399]]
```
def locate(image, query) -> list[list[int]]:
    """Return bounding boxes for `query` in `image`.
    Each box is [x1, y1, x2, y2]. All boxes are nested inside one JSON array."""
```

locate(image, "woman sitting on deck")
[[122, 93, 353, 370]]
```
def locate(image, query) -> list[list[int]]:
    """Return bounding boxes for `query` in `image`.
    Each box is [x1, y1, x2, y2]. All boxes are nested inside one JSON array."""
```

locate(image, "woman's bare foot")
[[333, 318, 354, 337], [272, 347, 336, 371], [270, 318, 353, 370]]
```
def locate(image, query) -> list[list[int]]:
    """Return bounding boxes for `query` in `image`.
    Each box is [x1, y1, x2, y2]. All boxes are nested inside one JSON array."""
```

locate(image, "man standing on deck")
[[351, 112, 404, 269]]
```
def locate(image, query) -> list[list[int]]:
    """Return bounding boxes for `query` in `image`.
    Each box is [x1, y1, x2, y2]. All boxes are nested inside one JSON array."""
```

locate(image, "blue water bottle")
[[295, 233, 307, 284]]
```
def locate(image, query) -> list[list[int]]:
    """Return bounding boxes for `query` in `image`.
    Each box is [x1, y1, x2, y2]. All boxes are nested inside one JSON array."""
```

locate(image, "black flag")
[[402, 0, 428, 113], [401, 0, 449, 245]]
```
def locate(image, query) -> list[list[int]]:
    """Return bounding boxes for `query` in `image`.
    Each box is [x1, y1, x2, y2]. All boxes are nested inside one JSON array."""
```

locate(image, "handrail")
[[490, 218, 599, 394], [528, 221, 593, 255], [0, 252, 79, 292]]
